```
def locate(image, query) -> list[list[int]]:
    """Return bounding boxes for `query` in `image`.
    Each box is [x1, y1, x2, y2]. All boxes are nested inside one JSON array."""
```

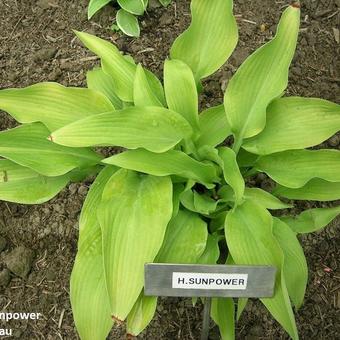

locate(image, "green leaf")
[[127, 209, 207, 336], [225, 200, 298, 340], [280, 206, 340, 234], [87, 67, 122, 109], [243, 97, 340, 155], [272, 218, 308, 309], [196, 105, 231, 148], [198, 234, 220, 265], [255, 149, 340, 188], [211, 298, 235, 340], [164, 59, 199, 132], [117, 0, 145, 15], [158, 0, 171, 6], [218, 147, 245, 205], [103, 148, 218, 186], [237, 298, 248, 321], [134, 64, 166, 107], [0, 159, 69, 204], [273, 179, 340, 201], [98, 170, 172, 321], [116, 9, 140, 37], [0, 82, 114, 132], [127, 293, 157, 337], [75, 31, 136, 102], [88, 0, 112, 19], [193, 192, 219, 215], [0, 123, 101, 176], [225, 5, 300, 142], [244, 188, 292, 209], [51, 106, 192, 153], [156, 209, 207, 263], [170, 0, 238, 80], [71, 166, 117, 340]]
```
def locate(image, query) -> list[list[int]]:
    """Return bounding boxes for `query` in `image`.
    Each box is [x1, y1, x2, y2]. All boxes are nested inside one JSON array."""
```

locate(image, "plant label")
[[144, 264, 276, 298]]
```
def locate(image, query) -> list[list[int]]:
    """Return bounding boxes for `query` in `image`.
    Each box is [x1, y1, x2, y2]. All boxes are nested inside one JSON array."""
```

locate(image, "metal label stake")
[[145, 263, 276, 339]]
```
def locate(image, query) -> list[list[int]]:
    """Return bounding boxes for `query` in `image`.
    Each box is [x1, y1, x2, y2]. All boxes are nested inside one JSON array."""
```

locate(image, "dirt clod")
[[0, 268, 11, 287], [4, 246, 35, 279], [0, 236, 7, 252]]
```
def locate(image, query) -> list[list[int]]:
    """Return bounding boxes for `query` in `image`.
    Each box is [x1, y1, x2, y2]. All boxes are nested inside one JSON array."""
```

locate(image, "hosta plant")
[[88, 0, 172, 37], [0, 0, 340, 339]]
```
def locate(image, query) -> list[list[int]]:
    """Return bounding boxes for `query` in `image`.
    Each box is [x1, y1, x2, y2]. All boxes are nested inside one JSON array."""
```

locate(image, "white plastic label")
[[172, 272, 248, 290]]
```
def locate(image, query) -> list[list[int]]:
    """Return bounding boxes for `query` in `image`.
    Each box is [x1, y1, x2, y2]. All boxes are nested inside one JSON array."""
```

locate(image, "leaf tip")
[[112, 314, 124, 324]]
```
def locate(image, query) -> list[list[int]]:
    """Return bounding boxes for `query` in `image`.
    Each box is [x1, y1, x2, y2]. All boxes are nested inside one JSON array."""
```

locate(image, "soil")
[[0, 0, 339, 339]]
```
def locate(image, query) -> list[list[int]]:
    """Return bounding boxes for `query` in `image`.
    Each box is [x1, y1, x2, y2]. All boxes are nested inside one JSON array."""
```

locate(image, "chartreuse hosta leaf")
[[218, 147, 245, 205], [164, 59, 199, 132], [273, 218, 307, 309], [71, 166, 118, 340], [0, 159, 69, 204], [225, 5, 300, 146], [0, 123, 101, 176], [103, 148, 218, 186], [255, 149, 340, 188], [75, 31, 136, 102], [88, 0, 112, 19], [87, 67, 122, 109], [281, 206, 340, 234], [225, 200, 298, 339], [244, 188, 292, 209], [196, 105, 231, 148], [198, 235, 220, 265], [0, 82, 113, 132], [117, 0, 145, 15], [134, 64, 166, 107], [274, 179, 340, 201], [127, 210, 207, 336], [98, 169, 172, 321], [51, 106, 192, 153], [243, 97, 340, 155], [170, 0, 238, 81], [211, 298, 235, 340], [116, 9, 141, 37]]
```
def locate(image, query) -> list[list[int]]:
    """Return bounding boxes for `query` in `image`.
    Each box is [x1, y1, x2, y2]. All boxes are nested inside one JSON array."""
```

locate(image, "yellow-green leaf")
[[211, 298, 235, 340], [244, 188, 292, 209], [225, 200, 298, 339], [218, 147, 245, 204], [51, 106, 192, 153], [170, 0, 238, 80], [255, 149, 340, 188], [134, 64, 165, 107], [280, 206, 340, 234], [273, 179, 340, 201], [87, 67, 122, 109], [98, 170, 172, 321], [225, 5, 300, 142], [0, 82, 114, 132], [71, 166, 117, 340], [103, 148, 218, 186], [75, 31, 136, 102], [273, 218, 307, 309], [164, 59, 199, 132], [243, 97, 340, 155], [196, 105, 231, 148], [0, 159, 69, 204], [0, 123, 101, 176]]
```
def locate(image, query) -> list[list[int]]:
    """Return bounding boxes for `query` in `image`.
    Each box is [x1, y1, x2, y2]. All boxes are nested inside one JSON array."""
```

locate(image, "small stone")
[[37, 0, 58, 9], [34, 48, 57, 62], [0, 236, 7, 252], [230, 48, 249, 67], [45, 268, 56, 281], [249, 325, 262, 336], [4, 246, 35, 279], [148, 0, 162, 9], [159, 12, 172, 26], [0, 269, 11, 287]]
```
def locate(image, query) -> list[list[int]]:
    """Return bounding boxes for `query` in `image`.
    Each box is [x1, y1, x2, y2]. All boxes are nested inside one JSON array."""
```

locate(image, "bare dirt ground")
[[0, 0, 339, 339]]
